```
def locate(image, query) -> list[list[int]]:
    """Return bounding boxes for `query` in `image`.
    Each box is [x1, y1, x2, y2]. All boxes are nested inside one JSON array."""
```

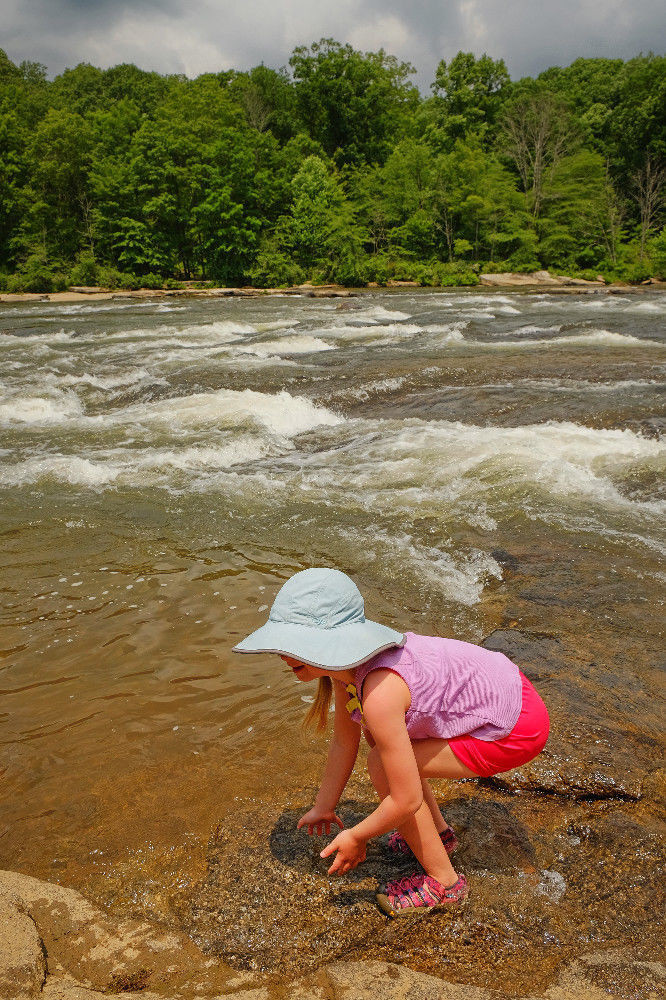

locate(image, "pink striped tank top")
[[349, 631, 522, 742]]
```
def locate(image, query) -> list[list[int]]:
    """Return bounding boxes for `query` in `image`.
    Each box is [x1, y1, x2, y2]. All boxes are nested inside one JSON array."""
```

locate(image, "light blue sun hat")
[[233, 568, 404, 670]]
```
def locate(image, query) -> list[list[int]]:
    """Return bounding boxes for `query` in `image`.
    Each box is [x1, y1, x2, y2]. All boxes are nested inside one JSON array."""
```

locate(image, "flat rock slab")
[[0, 895, 46, 998], [0, 870, 233, 998], [292, 960, 504, 999]]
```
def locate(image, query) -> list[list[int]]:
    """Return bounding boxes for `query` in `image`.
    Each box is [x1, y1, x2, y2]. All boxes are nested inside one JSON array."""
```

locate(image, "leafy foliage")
[[0, 43, 664, 290]]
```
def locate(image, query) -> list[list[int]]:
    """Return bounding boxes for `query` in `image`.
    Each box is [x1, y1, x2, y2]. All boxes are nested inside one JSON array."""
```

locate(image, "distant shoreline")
[[2, 276, 665, 305]]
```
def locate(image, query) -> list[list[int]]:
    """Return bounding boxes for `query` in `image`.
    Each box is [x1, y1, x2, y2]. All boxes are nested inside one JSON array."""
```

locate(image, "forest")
[[0, 41, 665, 291]]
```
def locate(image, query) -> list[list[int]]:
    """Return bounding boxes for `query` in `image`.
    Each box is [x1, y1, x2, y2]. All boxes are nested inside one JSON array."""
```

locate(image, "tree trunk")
[[632, 155, 665, 261]]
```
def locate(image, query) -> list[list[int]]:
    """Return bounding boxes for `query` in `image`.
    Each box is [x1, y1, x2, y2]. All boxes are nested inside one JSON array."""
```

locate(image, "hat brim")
[[232, 619, 404, 670]]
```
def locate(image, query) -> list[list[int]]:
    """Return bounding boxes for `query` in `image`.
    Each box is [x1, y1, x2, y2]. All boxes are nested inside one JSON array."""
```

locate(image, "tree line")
[[0, 40, 665, 291]]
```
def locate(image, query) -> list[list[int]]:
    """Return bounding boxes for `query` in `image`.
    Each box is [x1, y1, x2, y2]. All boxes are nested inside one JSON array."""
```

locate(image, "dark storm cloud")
[[3, 0, 665, 88]]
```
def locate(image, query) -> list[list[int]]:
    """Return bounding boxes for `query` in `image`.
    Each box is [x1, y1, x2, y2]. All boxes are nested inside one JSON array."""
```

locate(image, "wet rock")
[[488, 550, 519, 575], [442, 799, 536, 873], [641, 768, 666, 814], [335, 300, 363, 311], [484, 740, 646, 801], [548, 948, 666, 1000], [481, 628, 659, 802], [482, 630, 561, 681], [182, 797, 577, 994], [479, 271, 561, 286], [0, 894, 46, 998]]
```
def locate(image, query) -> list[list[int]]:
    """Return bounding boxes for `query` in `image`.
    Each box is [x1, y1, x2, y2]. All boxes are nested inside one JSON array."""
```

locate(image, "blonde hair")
[[303, 676, 333, 733]]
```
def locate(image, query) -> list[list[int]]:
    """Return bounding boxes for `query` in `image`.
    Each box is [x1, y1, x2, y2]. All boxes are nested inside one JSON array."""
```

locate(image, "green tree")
[[289, 39, 418, 165], [430, 52, 510, 147], [268, 155, 365, 283], [17, 107, 94, 261], [227, 65, 297, 142], [538, 149, 609, 268]]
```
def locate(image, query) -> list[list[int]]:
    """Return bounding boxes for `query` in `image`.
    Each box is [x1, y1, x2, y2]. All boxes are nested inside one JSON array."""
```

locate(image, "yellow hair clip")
[[345, 682, 365, 722]]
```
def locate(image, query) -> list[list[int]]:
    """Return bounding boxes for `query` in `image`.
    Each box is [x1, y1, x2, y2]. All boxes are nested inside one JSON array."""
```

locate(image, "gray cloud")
[[3, 0, 665, 89]]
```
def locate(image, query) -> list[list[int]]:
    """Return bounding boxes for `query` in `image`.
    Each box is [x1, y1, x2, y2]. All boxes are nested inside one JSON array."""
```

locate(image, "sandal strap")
[[387, 872, 468, 910]]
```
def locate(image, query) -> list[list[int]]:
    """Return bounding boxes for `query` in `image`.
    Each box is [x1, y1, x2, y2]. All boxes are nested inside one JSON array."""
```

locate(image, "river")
[[1, 288, 664, 993]]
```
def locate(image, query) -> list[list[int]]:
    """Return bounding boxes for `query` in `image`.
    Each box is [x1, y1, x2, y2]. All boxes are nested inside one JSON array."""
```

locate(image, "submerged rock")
[[177, 785, 665, 996], [480, 627, 659, 801]]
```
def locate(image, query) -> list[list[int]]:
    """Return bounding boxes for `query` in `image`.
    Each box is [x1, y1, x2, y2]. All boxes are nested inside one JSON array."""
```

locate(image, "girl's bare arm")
[[349, 670, 422, 841], [298, 679, 361, 833]]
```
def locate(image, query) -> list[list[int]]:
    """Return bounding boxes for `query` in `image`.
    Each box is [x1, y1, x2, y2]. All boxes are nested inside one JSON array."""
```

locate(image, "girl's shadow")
[[268, 795, 536, 887], [268, 800, 413, 897]]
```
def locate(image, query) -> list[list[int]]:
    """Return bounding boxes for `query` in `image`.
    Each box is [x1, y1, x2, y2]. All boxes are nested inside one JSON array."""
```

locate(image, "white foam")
[[0, 391, 83, 424], [0, 327, 73, 345], [134, 440, 270, 471], [435, 293, 519, 307], [469, 329, 660, 349], [322, 323, 421, 343], [54, 301, 160, 314], [0, 438, 277, 489], [333, 376, 407, 401], [460, 309, 496, 319], [339, 527, 502, 605], [98, 320, 258, 345], [263, 417, 665, 524], [507, 377, 662, 393], [56, 369, 158, 391], [113, 388, 342, 437], [0, 454, 119, 487], [254, 320, 297, 332], [513, 325, 563, 336], [235, 335, 334, 357], [632, 300, 666, 313], [423, 323, 467, 344], [169, 320, 258, 340], [359, 305, 412, 321]]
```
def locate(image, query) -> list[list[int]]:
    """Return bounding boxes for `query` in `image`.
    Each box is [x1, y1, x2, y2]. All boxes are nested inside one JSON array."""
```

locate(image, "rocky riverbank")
[[1, 274, 665, 305], [2, 866, 664, 1000]]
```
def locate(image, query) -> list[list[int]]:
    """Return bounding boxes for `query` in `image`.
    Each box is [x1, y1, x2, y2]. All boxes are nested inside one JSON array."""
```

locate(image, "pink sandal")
[[387, 826, 459, 857], [377, 872, 468, 917]]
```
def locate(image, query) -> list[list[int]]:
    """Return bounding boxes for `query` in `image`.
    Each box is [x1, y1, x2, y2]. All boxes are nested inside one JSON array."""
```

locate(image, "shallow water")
[[1, 288, 664, 991]]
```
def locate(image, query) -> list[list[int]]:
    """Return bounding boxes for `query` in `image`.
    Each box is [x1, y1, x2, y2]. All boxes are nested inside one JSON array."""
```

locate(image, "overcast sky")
[[3, 0, 665, 89]]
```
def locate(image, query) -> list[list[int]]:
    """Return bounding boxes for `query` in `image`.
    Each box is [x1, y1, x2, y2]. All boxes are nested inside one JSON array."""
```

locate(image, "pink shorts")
[[448, 671, 549, 777]]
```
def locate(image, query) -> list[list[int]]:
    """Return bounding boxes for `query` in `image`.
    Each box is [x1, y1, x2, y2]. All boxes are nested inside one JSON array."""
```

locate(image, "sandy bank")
[[0, 284, 358, 304]]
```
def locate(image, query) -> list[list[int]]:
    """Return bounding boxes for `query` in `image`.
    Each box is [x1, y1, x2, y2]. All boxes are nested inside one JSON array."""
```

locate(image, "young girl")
[[233, 567, 549, 918]]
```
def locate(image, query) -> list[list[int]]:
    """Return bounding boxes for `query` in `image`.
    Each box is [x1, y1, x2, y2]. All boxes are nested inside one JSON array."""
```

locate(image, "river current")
[[1, 288, 665, 989]]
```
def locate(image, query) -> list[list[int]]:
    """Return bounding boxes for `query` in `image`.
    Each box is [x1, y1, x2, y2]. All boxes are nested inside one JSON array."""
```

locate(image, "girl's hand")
[[297, 806, 344, 837], [320, 829, 367, 875]]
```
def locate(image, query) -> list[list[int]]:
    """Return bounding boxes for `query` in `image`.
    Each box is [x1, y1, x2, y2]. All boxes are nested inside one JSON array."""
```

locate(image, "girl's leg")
[[367, 746, 462, 888], [410, 738, 479, 782], [421, 777, 449, 835]]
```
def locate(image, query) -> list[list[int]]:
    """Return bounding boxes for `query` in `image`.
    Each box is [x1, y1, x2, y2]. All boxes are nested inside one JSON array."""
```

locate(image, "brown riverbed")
[[1, 289, 664, 995]]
